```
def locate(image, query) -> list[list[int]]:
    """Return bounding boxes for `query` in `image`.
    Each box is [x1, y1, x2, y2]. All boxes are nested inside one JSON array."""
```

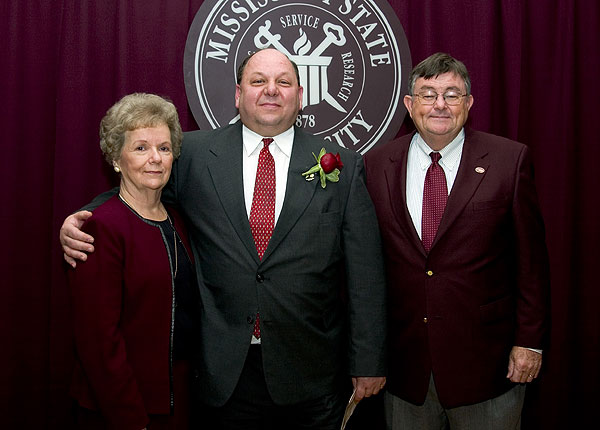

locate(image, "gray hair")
[[99, 93, 183, 164], [408, 52, 471, 95]]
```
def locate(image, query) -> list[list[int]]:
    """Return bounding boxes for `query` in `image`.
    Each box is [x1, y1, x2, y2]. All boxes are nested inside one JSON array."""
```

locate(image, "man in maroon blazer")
[[364, 53, 550, 429]]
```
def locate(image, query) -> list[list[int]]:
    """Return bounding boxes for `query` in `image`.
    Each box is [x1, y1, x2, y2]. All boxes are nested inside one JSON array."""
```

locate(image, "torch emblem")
[[254, 20, 347, 113]]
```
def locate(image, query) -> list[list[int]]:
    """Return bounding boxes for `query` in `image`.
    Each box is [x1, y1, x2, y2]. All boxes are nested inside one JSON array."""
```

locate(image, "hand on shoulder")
[[60, 211, 94, 268]]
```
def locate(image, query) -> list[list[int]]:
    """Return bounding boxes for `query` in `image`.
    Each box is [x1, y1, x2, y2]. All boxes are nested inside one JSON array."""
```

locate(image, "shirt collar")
[[414, 128, 465, 173], [242, 125, 295, 158]]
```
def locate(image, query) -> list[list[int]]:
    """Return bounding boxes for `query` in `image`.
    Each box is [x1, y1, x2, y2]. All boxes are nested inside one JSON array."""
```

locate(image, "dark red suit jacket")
[[364, 128, 549, 408], [68, 196, 193, 429]]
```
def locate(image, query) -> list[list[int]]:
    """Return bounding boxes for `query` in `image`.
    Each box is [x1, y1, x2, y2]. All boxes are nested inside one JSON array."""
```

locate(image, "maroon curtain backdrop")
[[2, 1, 598, 428]]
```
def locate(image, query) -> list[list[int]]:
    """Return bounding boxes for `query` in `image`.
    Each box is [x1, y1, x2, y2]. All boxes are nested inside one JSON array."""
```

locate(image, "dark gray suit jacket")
[[163, 123, 386, 406]]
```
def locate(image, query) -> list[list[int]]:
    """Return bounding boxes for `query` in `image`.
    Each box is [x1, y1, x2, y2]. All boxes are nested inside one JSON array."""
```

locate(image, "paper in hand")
[[340, 388, 358, 430]]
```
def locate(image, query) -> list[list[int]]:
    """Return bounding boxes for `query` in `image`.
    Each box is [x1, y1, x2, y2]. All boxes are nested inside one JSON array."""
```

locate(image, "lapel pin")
[[305, 173, 316, 181], [475, 167, 485, 174]]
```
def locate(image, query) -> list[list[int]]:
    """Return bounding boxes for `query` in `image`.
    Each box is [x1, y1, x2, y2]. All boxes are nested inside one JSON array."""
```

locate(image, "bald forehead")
[[240, 49, 300, 85], [253, 48, 289, 62]]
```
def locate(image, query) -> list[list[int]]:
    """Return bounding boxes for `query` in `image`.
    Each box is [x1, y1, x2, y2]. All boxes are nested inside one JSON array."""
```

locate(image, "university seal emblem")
[[184, 0, 411, 153]]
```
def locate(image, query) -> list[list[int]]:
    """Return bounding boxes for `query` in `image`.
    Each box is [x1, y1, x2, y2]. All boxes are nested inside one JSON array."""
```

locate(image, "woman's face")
[[115, 124, 173, 193]]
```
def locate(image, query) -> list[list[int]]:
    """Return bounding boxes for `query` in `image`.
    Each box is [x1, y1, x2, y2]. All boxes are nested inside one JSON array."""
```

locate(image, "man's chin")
[[258, 117, 294, 130]]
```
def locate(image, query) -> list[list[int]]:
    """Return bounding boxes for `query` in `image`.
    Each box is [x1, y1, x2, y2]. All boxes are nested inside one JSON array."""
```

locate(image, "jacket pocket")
[[319, 211, 341, 225], [472, 199, 508, 212], [479, 295, 515, 324]]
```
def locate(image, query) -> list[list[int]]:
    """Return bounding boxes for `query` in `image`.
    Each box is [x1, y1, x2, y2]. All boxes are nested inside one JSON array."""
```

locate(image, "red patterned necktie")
[[249, 138, 275, 338], [422, 152, 447, 253]]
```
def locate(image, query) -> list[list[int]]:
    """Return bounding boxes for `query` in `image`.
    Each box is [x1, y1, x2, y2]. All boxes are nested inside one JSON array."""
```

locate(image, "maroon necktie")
[[422, 152, 447, 253], [249, 138, 275, 338]]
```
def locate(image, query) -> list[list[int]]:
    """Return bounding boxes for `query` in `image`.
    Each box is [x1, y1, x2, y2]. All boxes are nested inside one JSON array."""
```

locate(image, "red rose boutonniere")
[[301, 148, 344, 188]]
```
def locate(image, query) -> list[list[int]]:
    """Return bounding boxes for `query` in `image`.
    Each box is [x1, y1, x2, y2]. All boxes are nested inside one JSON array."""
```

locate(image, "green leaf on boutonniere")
[[303, 164, 321, 176], [302, 147, 344, 189]]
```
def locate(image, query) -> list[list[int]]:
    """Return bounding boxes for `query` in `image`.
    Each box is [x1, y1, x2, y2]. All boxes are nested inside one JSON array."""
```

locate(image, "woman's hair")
[[99, 93, 183, 163]]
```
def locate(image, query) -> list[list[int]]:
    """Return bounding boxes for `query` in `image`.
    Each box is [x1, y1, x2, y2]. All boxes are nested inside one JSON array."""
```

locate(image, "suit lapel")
[[432, 131, 489, 248], [262, 128, 318, 261], [206, 124, 261, 264], [385, 135, 426, 256]]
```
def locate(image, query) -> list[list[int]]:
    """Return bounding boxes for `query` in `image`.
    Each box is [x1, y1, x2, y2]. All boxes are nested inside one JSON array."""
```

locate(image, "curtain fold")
[[1, 1, 597, 427]]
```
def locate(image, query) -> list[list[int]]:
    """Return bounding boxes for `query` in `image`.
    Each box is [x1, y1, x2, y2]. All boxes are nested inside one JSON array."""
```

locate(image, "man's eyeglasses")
[[413, 91, 468, 106]]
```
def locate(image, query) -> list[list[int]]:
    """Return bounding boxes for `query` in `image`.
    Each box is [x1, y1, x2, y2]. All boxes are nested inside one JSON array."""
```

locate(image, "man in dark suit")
[[364, 53, 549, 429], [61, 48, 386, 429]]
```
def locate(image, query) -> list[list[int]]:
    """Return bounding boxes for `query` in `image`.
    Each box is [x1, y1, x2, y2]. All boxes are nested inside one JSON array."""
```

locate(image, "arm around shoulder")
[[61, 188, 119, 267]]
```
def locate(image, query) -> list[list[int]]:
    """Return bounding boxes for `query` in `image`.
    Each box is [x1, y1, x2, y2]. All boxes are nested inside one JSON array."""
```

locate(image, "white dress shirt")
[[242, 125, 294, 224], [406, 129, 465, 239]]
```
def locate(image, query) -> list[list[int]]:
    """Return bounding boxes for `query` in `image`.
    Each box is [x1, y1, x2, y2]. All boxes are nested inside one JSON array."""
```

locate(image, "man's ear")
[[466, 94, 474, 112], [235, 84, 241, 109], [403, 95, 414, 118], [297, 86, 304, 111]]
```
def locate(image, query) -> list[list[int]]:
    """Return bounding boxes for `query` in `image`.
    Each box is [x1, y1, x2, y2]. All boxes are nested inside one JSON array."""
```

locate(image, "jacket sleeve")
[[68, 217, 149, 430], [341, 154, 387, 376], [511, 145, 550, 348]]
